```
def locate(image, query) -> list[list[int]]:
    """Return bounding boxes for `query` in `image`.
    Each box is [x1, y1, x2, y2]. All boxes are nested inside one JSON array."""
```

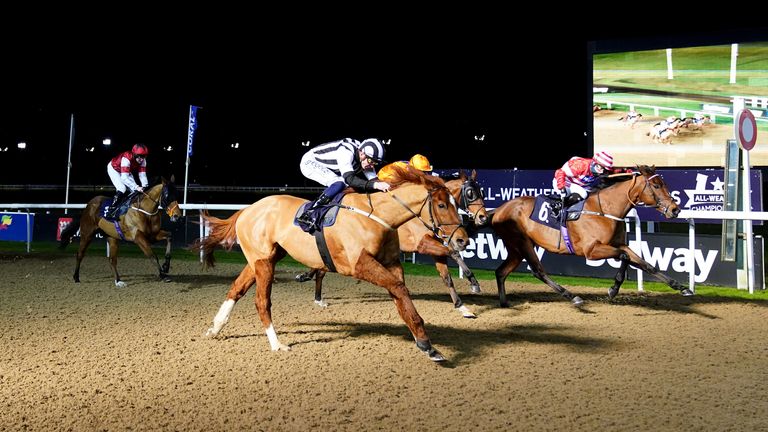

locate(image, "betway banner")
[[437, 168, 763, 224], [414, 228, 764, 288]]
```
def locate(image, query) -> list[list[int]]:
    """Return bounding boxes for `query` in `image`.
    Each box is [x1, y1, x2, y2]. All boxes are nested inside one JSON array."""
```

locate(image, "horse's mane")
[[384, 164, 446, 190]]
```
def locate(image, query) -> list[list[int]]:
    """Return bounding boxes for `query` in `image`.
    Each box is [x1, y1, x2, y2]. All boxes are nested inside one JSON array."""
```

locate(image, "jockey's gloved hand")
[[135, 186, 144, 193], [558, 189, 567, 199]]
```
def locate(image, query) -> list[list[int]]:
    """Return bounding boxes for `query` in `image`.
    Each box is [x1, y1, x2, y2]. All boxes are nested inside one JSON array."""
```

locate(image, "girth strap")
[[313, 229, 336, 273]]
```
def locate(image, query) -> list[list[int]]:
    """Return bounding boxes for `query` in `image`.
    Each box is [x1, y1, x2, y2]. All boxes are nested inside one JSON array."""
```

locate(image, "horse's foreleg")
[[522, 241, 583, 306], [434, 256, 475, 319], [608, 253, 631, 299], [206, 264, 256, 338], [450, 250, 481, 293], [155, 229, 172, 275], [622, 246, 694, 296], [134, 232, 169, 282], [252, 259, 291, 352], [106, 237, 125, 288], [295, 268, 316, 283], [314, 269, 328, 307], [355, 252, 444, 362]]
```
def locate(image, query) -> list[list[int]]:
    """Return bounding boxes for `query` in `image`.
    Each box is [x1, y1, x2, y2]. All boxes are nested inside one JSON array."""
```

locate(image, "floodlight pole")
[[64, 114, 74, 214]]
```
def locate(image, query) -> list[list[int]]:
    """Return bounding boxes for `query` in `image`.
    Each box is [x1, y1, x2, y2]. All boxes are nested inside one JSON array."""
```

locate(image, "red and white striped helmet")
[[593, 151, 613, 169]]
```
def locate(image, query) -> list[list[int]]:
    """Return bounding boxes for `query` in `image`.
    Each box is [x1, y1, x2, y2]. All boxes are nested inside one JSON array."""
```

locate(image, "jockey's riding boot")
[[563, 193, 581, 208], [105, 191, 125, 219], [297, 193, 333, 226]]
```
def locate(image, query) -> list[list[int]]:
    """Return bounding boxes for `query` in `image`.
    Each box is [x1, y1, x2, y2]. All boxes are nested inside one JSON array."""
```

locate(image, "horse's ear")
[[161, 176, 168, 184], [471, 169, 477, 180], [459, 169, 467, 181]]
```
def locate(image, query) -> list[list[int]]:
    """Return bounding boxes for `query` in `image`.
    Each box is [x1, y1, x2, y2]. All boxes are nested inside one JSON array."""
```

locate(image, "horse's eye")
[[466, 189, 476, 201], [438, 203, 447, 209]]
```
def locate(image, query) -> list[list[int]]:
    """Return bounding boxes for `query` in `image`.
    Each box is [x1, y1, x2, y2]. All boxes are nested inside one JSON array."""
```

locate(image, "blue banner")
[[187, 105, 198, 157], [0, 212, 34, 242], [438, 168, 763, 224]]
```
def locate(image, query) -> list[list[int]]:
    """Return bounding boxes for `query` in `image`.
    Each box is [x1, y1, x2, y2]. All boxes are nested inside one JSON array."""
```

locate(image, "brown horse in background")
[[59, 176, 182, 287], [491, 165, 693, 307], [298, 169, 489, 318], [191, 165, 468, 362]]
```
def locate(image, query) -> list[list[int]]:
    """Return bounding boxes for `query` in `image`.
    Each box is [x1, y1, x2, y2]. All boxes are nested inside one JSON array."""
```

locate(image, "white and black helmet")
[[358, 138, 386, 164]]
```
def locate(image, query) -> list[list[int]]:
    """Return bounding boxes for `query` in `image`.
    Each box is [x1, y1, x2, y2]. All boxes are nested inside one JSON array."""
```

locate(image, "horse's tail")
[[188, 209, 245, 269], [58, 219, 80, 250]]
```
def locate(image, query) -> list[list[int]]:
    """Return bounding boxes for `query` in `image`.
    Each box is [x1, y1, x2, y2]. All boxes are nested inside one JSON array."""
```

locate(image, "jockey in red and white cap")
[[552, 151, 628, 207], [105, 143, 149, 219]]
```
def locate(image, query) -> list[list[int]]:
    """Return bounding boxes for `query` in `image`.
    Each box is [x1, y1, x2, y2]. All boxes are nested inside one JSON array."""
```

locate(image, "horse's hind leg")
[[73, 225, 97, 283], [205, 264, 256, 338], [314, 269, 328, 307], [252, 259, 291, 352], [495, 252, 523, 308], [434, 255, 476, 319], [520, 241, 583, 306]]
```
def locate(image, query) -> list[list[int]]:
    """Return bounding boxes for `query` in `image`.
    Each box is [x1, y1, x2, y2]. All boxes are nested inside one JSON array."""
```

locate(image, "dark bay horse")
[[59, 176, 182, 287], [191, 166, 468, 362], [299, 169, 489, 318], [491, 165, 693, 307]]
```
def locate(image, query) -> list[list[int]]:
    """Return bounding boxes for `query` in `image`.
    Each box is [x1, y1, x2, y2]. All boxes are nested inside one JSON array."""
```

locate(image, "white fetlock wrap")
[[206, 299, 235, 337]]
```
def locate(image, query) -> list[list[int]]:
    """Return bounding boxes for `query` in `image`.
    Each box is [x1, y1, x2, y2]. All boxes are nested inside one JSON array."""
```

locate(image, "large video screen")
[[593, 41, 768, 167]]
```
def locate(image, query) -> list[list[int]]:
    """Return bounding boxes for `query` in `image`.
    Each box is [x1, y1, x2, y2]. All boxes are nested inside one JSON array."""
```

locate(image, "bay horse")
[[491, 165, 693, 307], [59, 176, 182, 287], [298, 169, 489, 318], [191, 165, 468, 362]]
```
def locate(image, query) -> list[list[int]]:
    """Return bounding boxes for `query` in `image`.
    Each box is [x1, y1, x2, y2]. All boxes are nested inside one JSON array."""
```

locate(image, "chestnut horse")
[[492, 165, 693, 307], [59, 176, 182, 287], [298, 169, 489, 318], [192, 166, 468, 362]]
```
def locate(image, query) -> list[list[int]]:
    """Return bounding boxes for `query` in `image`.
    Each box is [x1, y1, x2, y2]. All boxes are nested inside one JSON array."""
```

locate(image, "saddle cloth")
[[529, 195, 586, 230]]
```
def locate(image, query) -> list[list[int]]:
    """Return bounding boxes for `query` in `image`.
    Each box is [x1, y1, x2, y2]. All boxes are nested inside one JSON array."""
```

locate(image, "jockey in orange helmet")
[[105, 143, 149, 219], [378, 154, 433, 182]]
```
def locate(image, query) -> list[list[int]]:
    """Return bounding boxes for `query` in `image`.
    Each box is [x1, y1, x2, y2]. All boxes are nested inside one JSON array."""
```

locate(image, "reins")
[[587, 171, 668, 221]]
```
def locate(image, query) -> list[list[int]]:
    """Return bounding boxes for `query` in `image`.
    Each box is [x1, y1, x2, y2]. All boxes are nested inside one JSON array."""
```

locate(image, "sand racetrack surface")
[[1, 254, 767, 431]]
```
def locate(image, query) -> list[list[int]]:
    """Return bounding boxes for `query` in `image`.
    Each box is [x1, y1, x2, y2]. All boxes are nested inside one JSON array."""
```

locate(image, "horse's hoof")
[[162, 277, 172, 283], [458, 305, 476, 319], [499, 301, 509, 308], [204, 327, 219, 338], [470, 285, 482, 294], [608, 287, 619, 299], [295, 273, 312, 282], [572, 296, 584, 306], [272, 344, 292, 352], [314, 299, 328, 308], [680, 288, 694, 297], [115, 280, 127, 288], [427, 348, 446, 362]]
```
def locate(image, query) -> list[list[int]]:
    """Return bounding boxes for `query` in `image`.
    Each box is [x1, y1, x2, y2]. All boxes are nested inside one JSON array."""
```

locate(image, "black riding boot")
[[563, 193, 582, 208], [105, 191, 125, 219], [297, 193, 333, 226]]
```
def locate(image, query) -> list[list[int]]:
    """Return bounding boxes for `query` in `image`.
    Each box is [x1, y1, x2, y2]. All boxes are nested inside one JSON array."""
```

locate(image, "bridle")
[[390, 186, 463, 246], [458, 178, 485, 223], [625, 171, 673, 214], [129, 184, 180, 219]]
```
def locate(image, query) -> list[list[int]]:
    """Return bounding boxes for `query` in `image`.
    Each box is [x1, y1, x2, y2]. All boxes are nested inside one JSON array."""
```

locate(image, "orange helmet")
[[132, 143, 149, 156], [409, 154, 432, 171]]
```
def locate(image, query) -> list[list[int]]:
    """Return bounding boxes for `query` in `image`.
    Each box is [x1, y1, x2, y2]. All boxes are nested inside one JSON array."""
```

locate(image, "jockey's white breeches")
[[552, 178, 589, 199], [107, 163, 127, 193], [300, 153, 344, 187]]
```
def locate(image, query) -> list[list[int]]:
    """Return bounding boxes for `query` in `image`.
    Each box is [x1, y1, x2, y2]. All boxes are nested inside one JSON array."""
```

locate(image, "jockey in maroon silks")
[[105, 143, 149, 219], [553, 151, 629, 207]]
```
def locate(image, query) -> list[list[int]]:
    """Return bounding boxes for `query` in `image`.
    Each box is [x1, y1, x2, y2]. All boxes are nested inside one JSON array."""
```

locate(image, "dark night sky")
[[2, 22, 763, 189]]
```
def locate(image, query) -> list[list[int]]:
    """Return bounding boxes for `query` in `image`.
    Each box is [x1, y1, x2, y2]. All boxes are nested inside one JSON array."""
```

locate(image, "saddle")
[[294, 193, 345, 234], [101, 192, 141, 221]]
